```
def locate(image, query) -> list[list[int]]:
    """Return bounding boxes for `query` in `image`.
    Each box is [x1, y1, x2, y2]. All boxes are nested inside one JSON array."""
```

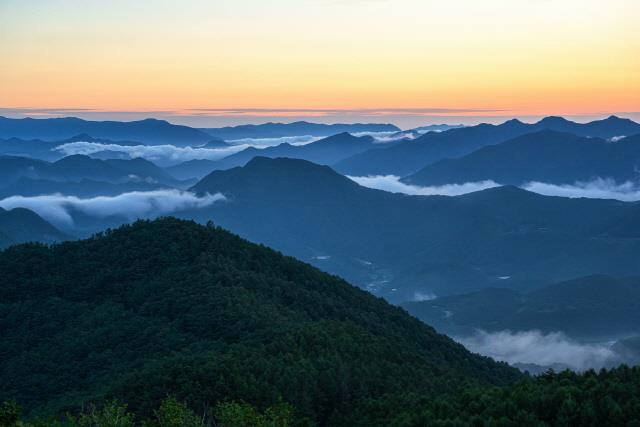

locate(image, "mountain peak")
[[64, 133, 95, 142], [537, 116, 571, 125], [192, 156, 356, 196], [601, 114, 634, 124], [503, 118, 524, 126]]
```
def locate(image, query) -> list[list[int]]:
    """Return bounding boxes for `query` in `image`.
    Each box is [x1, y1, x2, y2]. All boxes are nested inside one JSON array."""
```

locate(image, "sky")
[[1, 0, 639, 128]]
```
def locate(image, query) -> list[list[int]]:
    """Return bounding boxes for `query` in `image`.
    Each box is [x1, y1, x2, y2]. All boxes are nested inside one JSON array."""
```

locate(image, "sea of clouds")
[[0, 190, 225, 229]]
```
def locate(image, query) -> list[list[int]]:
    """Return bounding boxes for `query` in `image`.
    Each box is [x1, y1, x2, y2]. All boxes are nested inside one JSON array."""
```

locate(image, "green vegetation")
[[3, 366, 640, 426], [2, 219, 640, 425], [0, 218, 517, 426]]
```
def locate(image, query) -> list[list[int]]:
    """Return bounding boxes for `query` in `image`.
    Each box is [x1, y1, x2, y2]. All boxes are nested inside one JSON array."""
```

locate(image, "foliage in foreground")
[[0, 398, 297, 427], [3, 366, 640, 427]]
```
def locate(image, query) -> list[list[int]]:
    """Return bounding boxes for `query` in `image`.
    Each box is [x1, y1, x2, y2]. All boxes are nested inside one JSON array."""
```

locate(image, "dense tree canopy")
[[0, 218, 517, 426], [3, 367, 640, 426]]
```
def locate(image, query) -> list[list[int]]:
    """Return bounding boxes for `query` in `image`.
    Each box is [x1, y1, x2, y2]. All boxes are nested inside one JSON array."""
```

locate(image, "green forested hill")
[[0, 218, 518, 425]]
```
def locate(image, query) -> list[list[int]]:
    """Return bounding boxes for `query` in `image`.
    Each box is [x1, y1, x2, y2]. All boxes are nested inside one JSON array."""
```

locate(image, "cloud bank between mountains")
[[350, 175, 640, 201], [458, 330, 617, 371], [522, 179, 640, 202], [55, 142, 247, 166], [54, 135, 329, 166], [225, 135, 323, 147], [0, 190, 225, 229], [348, 175, 501, 196]]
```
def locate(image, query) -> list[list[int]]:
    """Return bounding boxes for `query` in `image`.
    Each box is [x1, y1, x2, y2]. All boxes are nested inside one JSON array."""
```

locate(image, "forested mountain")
[[0, 218, 518, 425], [0, 207, 67, 248], [334, 116, 640, 176], [187, 157, 640, 301], [402, 275, 640, 340], [200, 121, 399, 139], [0, 117, 211, 146], [404, 131, 640, 186]]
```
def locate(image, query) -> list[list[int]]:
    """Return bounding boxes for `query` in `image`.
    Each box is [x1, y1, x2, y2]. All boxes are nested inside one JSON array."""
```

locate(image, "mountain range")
[[334, 116, 640, 176], [211, 132, 381, 170], [200, 121, 399, 140], [183, 157, 640, 302], [0, 154, 188, 187], [403, 131, 640, 186], [163, 132, 389, 179], [0, 116, 212, 146]]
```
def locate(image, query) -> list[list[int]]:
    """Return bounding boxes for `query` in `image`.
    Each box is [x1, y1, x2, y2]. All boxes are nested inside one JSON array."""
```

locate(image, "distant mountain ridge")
[[335, 115, 640, 176], [208, 132, 378, 171], [163, 132, 384, 179], [0, 154, 184, 187], [403, 131, 640, 186], [200, 120, 399, 139], [402, 275, 640, 340], [0, 116, 212, 146]]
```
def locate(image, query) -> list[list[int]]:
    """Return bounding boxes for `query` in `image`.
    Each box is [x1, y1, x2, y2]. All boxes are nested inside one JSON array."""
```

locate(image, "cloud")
[[523, 179, 640, 202], [226, 135, 323, 147], [55, 141, 246, 166], [413, 291, 437, 301], [609, 135, 626, 142], [0, 190, 225, 229], [457, 330, 617, 371], [350, 176, 640, 202], [351, 131, 418, 143], [348, 175, 500, 196]]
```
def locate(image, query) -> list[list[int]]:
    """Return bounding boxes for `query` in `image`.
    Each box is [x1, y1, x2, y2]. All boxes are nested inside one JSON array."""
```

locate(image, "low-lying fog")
[[350, 175, 640, 201]]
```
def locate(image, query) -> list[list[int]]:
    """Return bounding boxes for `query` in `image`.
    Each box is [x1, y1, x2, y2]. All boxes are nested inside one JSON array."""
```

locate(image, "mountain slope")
[[187, 157, 640, 301], [200, 121, 399, 139], [0, 218, 518, 424], [402, 275, 640, 340], [209, 132, 378, 171], [0, 154, 184, 186], [404, 131, 640, 186], [0, 177, 167, 198], [335, 116, 640, 176], [0, 207, 67, 248], [0, 137, 61, 161], [0, 116, 211, 146]]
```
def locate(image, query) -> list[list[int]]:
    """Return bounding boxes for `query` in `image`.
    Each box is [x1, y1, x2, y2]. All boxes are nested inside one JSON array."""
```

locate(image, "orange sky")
[[1, 0, 638, 125]]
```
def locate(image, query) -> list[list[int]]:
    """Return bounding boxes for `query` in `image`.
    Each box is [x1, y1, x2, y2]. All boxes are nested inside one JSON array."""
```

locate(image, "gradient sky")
[[1, 0, 638, 127]]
